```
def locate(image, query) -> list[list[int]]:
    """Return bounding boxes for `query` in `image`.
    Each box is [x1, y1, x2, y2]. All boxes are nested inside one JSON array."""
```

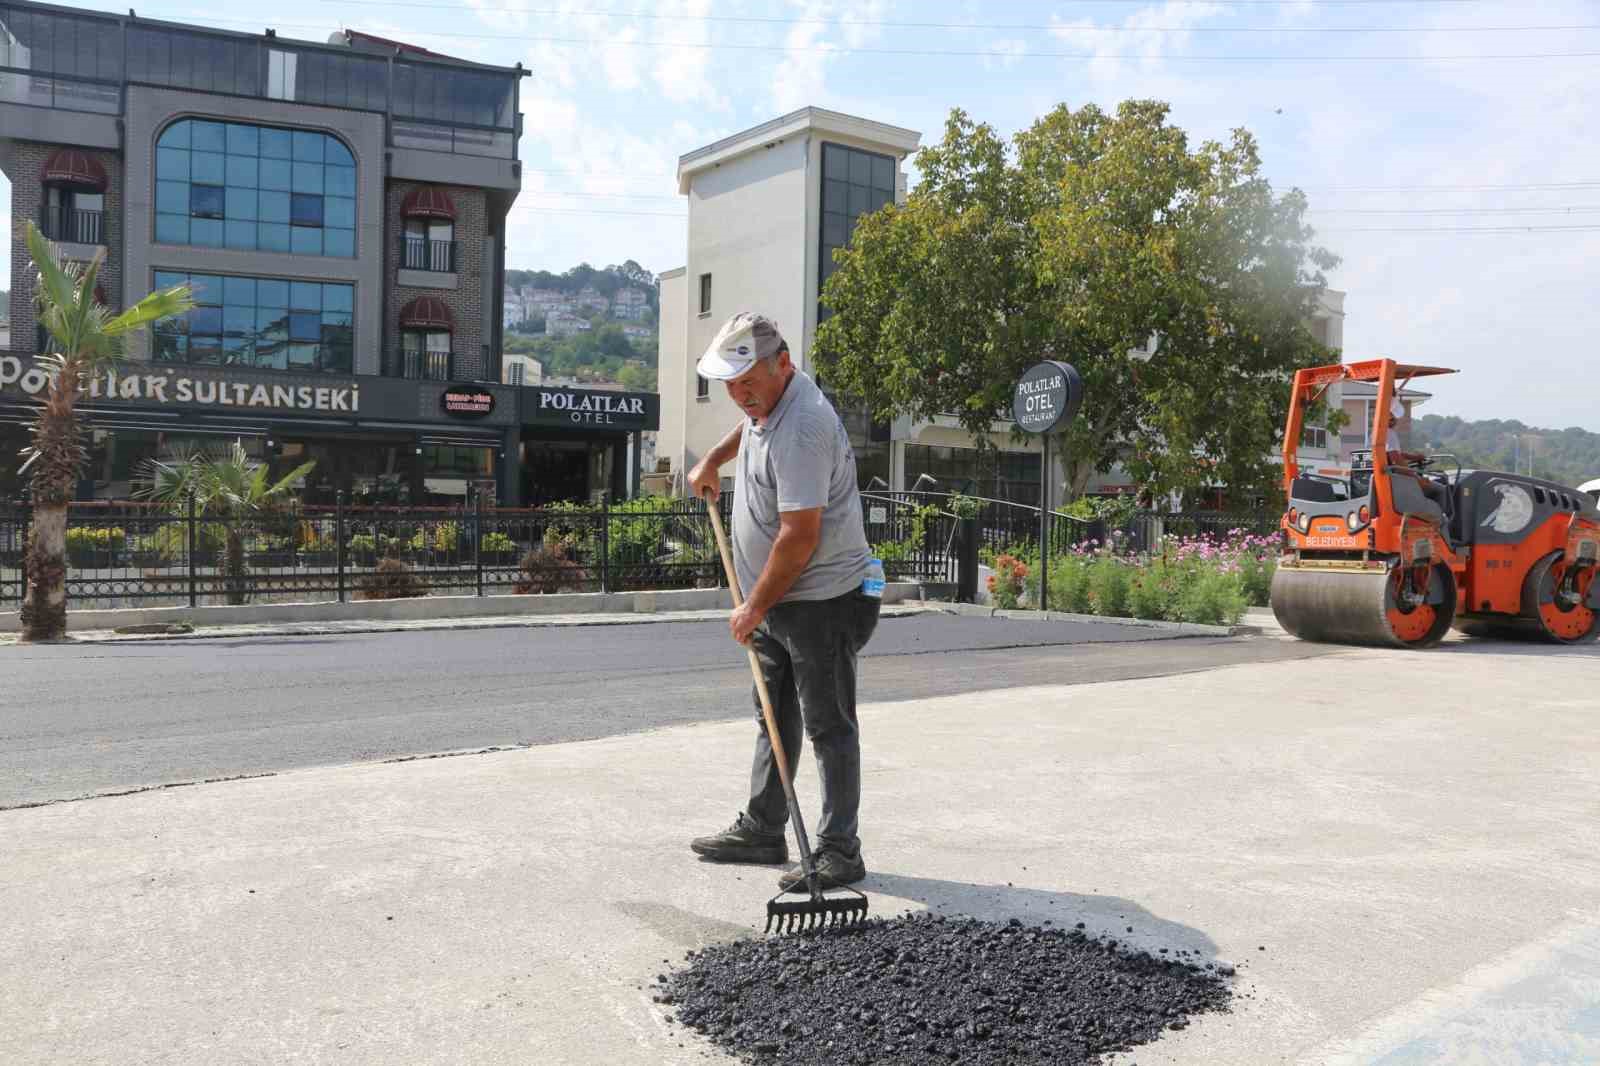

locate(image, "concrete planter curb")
[[929, 601, 1257, 638], [0, 583, 926, 639]]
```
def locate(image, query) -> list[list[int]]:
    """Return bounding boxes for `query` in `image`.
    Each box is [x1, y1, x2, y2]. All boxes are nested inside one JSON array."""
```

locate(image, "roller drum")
[[1271, 565, 1455, 649], [1456, 553, 1598, 644]]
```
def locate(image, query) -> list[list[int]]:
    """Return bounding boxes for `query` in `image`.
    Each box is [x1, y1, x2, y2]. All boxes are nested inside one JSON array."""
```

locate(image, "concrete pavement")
[[5, 637, 1600, 1064]]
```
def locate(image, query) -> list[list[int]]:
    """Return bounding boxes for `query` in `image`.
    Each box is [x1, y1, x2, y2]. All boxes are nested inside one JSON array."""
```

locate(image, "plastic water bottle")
[[862, 557, 886, 599]]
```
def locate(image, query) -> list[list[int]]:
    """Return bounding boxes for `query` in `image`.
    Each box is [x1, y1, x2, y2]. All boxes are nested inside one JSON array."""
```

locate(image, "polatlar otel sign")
[[1012, 360, 1084, 435]]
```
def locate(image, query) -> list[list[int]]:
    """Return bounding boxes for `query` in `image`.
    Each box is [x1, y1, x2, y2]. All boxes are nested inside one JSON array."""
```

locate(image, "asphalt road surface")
[[0, 613, 1335, 809]]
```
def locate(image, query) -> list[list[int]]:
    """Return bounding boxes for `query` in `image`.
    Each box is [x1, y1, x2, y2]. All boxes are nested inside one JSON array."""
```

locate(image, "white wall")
[[656, 267, 688, 482], [677, 135, 810, 486]]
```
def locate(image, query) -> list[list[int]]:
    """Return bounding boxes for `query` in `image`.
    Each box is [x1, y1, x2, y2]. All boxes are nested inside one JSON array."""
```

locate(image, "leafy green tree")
[[17, 223, 193, 642], [812, 101, 1338, 504]]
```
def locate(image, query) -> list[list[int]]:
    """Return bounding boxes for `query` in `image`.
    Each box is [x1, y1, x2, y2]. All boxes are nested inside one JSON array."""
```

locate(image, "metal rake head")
[[765, 889, 869, 935]]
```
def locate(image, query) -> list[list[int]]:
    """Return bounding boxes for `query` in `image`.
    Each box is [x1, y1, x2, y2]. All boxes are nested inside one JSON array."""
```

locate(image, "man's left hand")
[[729, 602, 765, 644]]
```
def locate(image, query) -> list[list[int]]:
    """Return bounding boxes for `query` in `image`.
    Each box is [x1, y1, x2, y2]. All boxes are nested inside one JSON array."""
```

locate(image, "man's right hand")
[[688, 459, 720, 502]]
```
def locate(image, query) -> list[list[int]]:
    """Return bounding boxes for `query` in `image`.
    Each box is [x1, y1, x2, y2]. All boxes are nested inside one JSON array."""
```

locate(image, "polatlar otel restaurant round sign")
[[1012, 360, 1083, 434]]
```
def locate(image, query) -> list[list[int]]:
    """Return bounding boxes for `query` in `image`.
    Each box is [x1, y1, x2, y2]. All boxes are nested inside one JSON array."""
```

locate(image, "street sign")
[[1012, 360, 1083, 435], [1011, 360, 1084, 613]]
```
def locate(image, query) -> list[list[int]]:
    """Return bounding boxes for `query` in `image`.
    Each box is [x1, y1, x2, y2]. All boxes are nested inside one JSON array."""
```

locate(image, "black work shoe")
[[779, 847, 866, 893], [691, 813, 788, 865]]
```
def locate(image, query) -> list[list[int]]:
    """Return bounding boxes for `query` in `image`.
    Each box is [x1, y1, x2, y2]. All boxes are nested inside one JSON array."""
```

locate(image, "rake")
[[703, 491, 870, 935]]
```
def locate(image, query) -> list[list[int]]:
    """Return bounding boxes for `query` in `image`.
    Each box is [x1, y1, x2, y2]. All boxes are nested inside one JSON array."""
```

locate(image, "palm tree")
[[138, 440, 315, 605], [17, 222, 193, 642]]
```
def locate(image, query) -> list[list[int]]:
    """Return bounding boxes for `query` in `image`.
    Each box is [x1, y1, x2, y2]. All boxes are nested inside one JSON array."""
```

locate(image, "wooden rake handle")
[[702, 490, 819, 887]]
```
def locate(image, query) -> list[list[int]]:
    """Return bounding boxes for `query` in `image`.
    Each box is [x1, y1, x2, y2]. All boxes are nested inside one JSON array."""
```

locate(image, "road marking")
[[1309, 913, 1600, 1065]]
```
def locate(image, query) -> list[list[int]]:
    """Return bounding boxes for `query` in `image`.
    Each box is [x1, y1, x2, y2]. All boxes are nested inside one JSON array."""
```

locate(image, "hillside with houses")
[[501, 261, 659, 391]]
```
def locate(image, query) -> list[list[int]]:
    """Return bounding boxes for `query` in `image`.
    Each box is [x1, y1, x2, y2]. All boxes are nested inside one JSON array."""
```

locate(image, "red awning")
[[401, 185, 456, 221], [41, 149, 108, 191], [399, 296, 454, 330]]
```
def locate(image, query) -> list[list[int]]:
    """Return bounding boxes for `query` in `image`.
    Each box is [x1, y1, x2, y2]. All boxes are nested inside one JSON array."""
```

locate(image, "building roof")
[[676, 107, 921, 194]]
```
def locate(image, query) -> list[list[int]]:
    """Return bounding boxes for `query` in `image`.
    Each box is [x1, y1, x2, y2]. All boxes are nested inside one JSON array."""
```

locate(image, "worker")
[[686, 312, 881, 893], [1384, 397, 1451, 511]]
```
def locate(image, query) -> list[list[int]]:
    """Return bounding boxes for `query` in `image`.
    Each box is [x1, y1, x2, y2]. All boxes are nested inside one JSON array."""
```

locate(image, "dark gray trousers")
[[744, 589, 881, 856]]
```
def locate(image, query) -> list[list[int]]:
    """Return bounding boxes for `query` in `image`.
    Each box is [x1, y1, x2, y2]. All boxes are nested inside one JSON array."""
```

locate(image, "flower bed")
[[992, 528, 1278, 627]]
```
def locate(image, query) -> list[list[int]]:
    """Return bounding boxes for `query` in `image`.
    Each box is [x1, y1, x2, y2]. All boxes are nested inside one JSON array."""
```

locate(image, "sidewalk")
[[5, 641, 1599, 1064]]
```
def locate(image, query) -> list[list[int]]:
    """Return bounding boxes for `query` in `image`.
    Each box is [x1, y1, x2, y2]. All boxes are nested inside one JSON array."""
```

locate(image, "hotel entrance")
[[519, 431, 628, 506]]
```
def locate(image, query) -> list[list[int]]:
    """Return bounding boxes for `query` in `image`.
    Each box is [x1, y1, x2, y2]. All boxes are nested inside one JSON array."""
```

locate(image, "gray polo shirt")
[[731, 370, 870, 603]]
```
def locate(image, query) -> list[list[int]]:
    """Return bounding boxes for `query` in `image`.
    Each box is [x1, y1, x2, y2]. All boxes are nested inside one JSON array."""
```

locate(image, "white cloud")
[[650, 0, 727, 110], [981, 39, 1028, 73], [602, 26, 642, 92]]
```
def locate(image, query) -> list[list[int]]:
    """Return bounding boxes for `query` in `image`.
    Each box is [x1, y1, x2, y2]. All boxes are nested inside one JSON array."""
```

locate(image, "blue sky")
[[5, 0, 1600, 434]]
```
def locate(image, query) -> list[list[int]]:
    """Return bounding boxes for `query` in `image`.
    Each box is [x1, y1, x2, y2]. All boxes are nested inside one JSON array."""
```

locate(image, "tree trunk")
[[21, 356, 84, 643], [224, 529, 248, 606], [20, 503, 68, 642]]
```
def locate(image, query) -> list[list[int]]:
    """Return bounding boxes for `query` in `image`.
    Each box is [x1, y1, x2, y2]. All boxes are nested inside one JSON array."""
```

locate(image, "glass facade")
[[819, 142, 896, 319], [904, 444, 1042, 507], [0, 4, 520, 154], [151, 271, 354, 374], [0, 4, 121, 113], [155, 119, 356, 256]]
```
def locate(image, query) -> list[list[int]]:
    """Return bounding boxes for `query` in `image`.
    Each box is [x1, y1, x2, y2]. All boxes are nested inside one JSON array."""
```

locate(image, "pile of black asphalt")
[[655, 913, 1233, 1065]]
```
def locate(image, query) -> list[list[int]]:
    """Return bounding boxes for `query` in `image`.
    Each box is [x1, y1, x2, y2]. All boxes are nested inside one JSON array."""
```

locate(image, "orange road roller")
[[1271, 359, 1600, 648]]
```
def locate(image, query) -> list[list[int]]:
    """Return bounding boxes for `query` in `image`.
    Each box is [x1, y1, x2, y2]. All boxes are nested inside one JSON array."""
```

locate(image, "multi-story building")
[[0, 1, 656, 505], [611, 302, 651, 323], [656, 107, 919, 494]]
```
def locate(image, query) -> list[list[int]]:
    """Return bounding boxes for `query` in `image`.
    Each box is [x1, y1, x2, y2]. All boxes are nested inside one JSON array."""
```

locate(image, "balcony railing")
[[401, 237, 458, 273], [392, 349, 455, 381], [40, 206, 105, 245]]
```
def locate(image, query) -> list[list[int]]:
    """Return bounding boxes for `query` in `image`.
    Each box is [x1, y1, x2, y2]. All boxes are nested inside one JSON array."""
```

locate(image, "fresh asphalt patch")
[[659, 913, 1232, 1065]]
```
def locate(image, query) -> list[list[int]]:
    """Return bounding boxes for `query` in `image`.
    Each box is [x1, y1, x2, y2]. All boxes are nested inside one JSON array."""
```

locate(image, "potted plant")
[[248, 534, 295, 569], [479, 531, 517, 566], [65, 526, 124, 569]]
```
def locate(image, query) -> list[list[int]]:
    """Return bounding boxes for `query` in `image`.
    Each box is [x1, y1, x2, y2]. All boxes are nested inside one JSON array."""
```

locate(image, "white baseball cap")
[[696, 312, 788, 380]]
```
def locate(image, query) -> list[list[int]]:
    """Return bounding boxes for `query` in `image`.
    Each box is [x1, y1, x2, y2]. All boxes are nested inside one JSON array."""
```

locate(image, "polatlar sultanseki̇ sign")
[[1, 356, 361, 413]]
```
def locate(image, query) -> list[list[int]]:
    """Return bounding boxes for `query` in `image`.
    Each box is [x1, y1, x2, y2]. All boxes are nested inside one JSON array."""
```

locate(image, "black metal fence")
[[0, 492, 1279, 612], [0, 495, 736, 610]]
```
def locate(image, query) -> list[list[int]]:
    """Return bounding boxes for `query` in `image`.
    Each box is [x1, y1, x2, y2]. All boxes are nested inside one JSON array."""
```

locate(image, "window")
[[1302, 426, 1329, 450], [155, 118, 356, 257], [403, 218, 456, 272], [696, 374, 710, 400], [151, 271, 354, 374], [44, 186, 105, 244], [506, 361, 526, 386], [190, 185, 224, 219], [818, 142, 896, 322], [401, 330, 453, 381], [698, 273, 712, 316]]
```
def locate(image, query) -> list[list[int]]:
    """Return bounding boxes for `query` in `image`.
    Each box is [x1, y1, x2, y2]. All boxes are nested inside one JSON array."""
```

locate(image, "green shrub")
[[1174, 569, 1249, 626], [1087, 556, 1131, 617], [1238, 552, 1275, 607], [481, 532, 517, 553], [1127, 559, 1172, 620], [1053, 556, 1093, 613]]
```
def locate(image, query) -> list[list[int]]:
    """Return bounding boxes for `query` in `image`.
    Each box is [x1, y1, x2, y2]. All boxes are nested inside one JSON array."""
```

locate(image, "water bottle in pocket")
[[861, 557, 886, 599]]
